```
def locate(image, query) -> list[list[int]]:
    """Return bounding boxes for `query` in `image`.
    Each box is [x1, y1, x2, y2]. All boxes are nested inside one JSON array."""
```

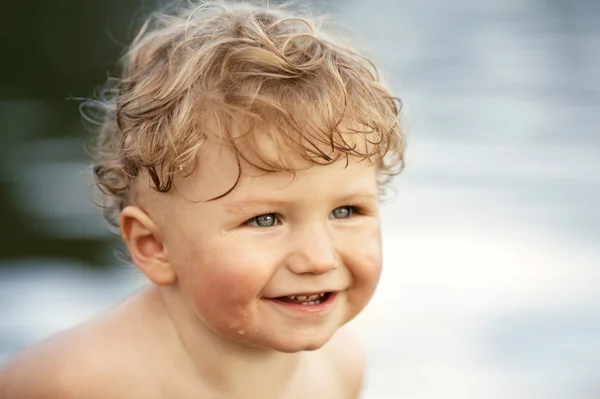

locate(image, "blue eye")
[[246, 213, 279, 227], [330, 206, 355, 219]]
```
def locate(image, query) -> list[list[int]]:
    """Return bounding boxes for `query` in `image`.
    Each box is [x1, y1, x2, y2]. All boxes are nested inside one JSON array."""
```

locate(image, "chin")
[[271, 340, 328, 353], [266, 329, 336, 353]]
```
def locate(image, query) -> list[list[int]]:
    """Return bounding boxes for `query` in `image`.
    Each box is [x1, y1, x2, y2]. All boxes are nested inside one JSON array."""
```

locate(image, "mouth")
[[272, 292, 333, 306]]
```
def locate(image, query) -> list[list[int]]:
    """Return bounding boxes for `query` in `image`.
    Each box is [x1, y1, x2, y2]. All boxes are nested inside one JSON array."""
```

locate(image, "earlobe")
[[120, 206, 177, 286]]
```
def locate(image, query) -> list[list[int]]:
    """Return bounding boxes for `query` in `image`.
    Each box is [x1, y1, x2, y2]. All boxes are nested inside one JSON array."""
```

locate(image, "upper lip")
[[266, 290, 339, 298]]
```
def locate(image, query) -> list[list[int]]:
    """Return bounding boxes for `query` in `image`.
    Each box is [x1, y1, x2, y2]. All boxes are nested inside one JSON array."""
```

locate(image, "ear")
[[120, 206, 177, 286]]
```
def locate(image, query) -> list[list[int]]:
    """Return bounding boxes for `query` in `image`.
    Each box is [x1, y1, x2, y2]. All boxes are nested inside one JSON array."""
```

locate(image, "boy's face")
[[142, 139, 382, 353]]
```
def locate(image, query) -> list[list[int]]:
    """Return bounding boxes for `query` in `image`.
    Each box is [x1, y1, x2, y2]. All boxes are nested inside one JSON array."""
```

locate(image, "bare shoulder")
[[323, 326, 367, 398], [0, 290, 156, 399], [0, 326, 116, 399]]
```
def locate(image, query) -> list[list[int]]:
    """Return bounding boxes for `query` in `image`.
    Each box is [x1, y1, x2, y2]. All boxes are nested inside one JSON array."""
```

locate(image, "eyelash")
[[243, 205, 362, 228]]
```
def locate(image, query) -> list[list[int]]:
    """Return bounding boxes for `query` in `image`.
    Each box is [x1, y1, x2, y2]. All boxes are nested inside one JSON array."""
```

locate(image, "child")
[[0, 1, 404, 397]]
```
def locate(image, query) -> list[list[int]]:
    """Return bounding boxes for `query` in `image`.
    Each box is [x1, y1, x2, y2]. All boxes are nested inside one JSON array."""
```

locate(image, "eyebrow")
[[225, 199, 289, 214], [224, 193, 377, 214]]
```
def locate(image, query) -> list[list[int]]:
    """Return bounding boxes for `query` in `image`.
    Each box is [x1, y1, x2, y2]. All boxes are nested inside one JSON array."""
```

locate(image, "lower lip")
[[263, 292, 338, 314]]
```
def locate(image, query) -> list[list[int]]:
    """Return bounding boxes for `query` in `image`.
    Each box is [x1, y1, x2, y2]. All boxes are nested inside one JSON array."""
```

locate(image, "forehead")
[[178, 137, 377, 200], [131, 120, 381, 213]]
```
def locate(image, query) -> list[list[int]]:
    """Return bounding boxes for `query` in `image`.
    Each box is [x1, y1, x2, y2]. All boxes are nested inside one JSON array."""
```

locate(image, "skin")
[[0, 139, 383, 399]]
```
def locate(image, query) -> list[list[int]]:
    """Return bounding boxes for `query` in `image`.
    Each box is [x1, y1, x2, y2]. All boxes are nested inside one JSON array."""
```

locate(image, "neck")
[[150, 286, 303, 396]]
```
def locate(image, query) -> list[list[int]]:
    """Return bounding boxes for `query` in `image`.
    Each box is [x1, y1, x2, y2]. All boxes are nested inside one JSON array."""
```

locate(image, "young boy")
[[0, 1, 404, 397]]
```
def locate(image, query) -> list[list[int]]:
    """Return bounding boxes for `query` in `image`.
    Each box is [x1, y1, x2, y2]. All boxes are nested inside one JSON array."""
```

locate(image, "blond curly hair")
[[85, 0, 405, 227]]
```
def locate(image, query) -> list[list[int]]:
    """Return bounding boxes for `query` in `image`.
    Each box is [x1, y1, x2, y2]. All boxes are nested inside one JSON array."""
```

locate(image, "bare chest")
[[144, 361, 347, 399]]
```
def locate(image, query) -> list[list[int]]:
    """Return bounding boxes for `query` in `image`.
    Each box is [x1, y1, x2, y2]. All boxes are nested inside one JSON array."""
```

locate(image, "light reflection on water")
[[1, 0, 599, 398]]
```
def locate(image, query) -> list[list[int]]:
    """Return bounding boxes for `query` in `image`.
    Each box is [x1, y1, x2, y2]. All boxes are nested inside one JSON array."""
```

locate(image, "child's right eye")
[[244, 213, 279, 227]]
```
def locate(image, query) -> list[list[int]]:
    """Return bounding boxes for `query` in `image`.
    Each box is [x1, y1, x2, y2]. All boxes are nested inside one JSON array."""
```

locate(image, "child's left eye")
[[330, 206, 356, 219]]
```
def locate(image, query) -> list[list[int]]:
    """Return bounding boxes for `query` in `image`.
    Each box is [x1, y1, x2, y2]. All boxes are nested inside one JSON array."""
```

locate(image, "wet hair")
[[85, 0, 405, 228]]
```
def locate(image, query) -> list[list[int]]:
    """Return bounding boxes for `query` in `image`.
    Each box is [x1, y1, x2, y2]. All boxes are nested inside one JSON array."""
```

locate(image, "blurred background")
[[1, 0, 599, 398]]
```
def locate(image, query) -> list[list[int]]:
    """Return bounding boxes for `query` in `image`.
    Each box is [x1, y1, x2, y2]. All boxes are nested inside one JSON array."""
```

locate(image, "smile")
[[276, 292, 331, 305], [263, 292, 338, 313]]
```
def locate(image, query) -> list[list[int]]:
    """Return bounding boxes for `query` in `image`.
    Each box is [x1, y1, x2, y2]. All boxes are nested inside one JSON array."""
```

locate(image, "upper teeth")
[[286, 293, 326, 301]]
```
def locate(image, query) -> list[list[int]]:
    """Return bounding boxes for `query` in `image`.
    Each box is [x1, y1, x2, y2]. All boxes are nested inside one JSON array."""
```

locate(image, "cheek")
[[356, 241, 383, 298], [175, 241, 274, 331], [344, 224, 383, 311], [349, 224, 383, 282]]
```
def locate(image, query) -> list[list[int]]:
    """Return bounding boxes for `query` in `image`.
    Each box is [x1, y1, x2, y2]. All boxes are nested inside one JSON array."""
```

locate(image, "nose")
[[286, 225, 338, 275]]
